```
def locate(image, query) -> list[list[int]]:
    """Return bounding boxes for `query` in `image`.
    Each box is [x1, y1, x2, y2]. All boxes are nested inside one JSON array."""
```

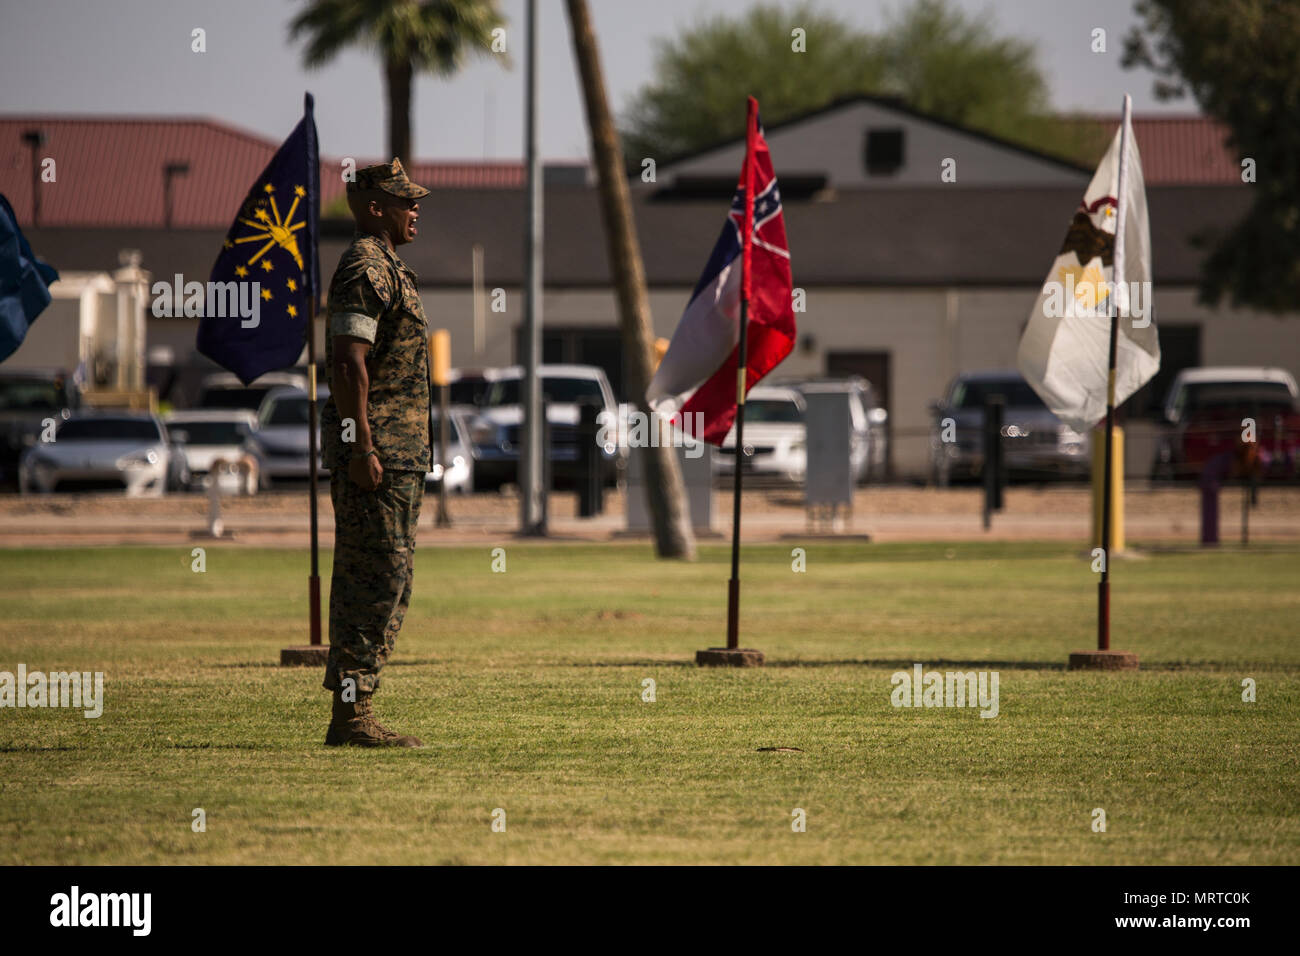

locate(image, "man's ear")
[[367, 198, 384, 219]]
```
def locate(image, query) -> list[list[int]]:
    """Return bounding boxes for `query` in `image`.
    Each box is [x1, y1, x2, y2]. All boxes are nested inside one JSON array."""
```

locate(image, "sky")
[[0, 0, 1191, 161]]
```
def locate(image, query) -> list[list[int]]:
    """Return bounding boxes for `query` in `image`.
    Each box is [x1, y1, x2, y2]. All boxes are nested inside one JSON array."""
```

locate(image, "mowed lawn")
[[0, 541, 1297, 865]]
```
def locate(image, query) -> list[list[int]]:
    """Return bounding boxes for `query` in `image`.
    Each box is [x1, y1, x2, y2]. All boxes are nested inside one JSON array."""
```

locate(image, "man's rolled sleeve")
[[330, 311, 378, 343], [328, 262, 393, 344]]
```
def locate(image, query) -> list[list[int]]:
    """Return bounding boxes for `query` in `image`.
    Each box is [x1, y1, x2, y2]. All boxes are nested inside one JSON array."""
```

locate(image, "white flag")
[[1017, 108, 1160, 433]]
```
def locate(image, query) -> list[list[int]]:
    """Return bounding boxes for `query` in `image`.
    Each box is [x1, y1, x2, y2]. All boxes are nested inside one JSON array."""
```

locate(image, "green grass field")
[[1, 541, 1297, 865]]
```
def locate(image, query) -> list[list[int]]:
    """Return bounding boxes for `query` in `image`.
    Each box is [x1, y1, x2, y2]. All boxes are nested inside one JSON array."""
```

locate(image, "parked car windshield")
[[485, 377, 604, 406], [171, 421, 248, 445], [745, 399, 803, 424], [951, 379, 1045, 409], [449, 379, 490, 406], [0, 379, 67, 411], [262, 396, 323, 426], [430, 414, 464, 444], [58, 418, 161, 441], [1175, 381, 1296, 417], [200, 386, 275, 411]]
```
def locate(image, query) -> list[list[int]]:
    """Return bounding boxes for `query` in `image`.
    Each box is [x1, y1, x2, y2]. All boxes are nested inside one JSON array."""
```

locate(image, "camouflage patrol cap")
[[347, 158, 430, 199]]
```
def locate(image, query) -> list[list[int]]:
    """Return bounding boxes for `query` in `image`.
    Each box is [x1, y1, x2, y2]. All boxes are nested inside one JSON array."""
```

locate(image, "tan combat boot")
[[325, 688, 424, 748]]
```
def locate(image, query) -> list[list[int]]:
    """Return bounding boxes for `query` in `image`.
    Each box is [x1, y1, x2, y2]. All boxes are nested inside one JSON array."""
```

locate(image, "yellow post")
[[429, 329, 451, 387], [429, 329, 453, 527], [652, 336, 670, 373], [1091, 425, 1124, 552]]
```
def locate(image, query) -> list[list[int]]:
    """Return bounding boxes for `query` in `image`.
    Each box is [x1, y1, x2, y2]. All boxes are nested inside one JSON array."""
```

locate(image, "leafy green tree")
[[875, 0, 1047, 144], [290, 0, 507, 168], [622, 2, 884, 162], [621, 0, 1095, 165], [1124, 0, 1300, 313]]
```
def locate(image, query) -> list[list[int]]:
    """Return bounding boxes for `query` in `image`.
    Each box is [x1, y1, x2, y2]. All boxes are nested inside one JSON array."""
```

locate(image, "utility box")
[[802, 384, 855, 508], [626, 437, 713, 533]]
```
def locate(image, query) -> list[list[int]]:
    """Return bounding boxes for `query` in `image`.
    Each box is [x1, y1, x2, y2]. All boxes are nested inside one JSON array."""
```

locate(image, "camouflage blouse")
[[321, 233, 431, 473]]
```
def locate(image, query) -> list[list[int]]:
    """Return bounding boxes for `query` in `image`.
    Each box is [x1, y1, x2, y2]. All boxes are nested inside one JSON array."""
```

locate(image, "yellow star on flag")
[[234, 265, 248, 278], [287, 305, 298, 317], [262, 288, 272, 301], [286, 278, 297, 291], [261, 259, 273, 272]]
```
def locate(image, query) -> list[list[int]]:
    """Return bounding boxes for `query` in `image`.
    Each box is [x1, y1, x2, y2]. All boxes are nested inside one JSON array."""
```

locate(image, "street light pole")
[[520, 0, 546, 535], [21, 129, 45, 227]]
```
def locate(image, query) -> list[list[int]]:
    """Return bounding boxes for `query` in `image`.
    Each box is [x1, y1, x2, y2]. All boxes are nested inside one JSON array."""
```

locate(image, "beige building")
[[3, 250, 151, 395]]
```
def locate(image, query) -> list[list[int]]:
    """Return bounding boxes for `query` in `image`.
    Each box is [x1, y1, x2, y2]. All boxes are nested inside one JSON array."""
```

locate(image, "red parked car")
[[1153, 367, 1300, 480]]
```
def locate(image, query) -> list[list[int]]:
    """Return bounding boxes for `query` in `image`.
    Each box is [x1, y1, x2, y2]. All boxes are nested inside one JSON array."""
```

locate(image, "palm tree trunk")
[[565, 0, 696, 560], [385, 57, 414, 168]]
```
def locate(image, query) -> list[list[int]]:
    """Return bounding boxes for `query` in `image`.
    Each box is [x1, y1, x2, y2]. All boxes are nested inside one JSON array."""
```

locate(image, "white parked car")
[[19, 412, 184, 496], [427, 408, 474, 494], [164, 409, 261, 495], [715, 386, 807, 483]]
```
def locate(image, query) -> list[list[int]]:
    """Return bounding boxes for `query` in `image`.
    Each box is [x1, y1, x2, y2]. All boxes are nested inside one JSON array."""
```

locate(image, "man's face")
[[370, 194, 420, 246]]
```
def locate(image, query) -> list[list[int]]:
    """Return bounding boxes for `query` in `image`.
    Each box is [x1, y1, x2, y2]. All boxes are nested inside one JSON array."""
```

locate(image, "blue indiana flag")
[[0, 193, 60, 364], [197, 93, 320, 385]]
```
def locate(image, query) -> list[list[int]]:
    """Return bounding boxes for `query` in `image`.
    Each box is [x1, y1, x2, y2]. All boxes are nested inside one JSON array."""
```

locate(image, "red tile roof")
[[0, 115, 524, 227], [1078, 115, 1241, 185], [0, 113, 1240, 228]]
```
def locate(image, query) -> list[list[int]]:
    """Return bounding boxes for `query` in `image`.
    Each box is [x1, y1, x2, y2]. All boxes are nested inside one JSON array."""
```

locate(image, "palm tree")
[[565, 0, 697, 560], [290, 0, 507, 167]]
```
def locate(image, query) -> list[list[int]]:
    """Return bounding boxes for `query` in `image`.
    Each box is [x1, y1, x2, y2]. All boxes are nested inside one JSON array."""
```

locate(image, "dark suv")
[[929, 370, 1090, 485], [0, 370, 81, 486]]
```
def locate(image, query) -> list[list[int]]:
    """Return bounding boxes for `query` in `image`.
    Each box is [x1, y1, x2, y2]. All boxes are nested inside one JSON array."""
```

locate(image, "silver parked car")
[[467, 364, 622, 491], [253, 385, 330, 482], [19, 412, 187, 496]]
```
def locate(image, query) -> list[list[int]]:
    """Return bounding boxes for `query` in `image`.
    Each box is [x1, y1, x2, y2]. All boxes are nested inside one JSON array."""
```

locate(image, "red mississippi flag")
[[646, 97, 796, 444]]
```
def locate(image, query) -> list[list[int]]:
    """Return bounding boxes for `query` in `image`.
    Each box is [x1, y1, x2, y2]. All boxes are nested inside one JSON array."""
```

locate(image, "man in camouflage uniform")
[[320, 159, 431, 747]]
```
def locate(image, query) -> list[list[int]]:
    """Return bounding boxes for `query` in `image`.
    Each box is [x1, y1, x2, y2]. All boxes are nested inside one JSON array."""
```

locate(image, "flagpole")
[[305, 92, 322, 649], [725, 97, 758, 651], [307, 303, 322, 645], [1098, 94, 1132, 652]]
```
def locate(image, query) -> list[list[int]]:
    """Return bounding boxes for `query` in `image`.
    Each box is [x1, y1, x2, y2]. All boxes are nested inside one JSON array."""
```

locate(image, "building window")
[[864, 128, 905, 176]]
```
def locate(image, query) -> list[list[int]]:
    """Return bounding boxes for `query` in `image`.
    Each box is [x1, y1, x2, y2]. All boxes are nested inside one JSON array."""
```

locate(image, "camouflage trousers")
[[323, 468, 425, 693]]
